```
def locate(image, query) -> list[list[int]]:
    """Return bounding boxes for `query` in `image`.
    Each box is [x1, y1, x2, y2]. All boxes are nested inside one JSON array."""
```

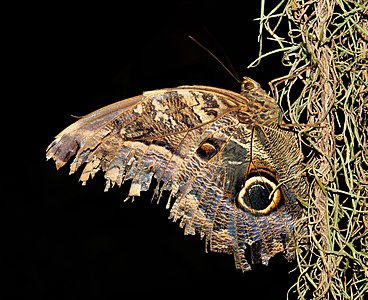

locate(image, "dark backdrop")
[[5, 1, 297, 299]]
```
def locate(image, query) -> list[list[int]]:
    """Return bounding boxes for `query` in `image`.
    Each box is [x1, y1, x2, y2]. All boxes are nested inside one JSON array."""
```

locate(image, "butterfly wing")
[[167, 120, 308, 271], [46, 86, 241, 193], [46, 83, 307, 271]]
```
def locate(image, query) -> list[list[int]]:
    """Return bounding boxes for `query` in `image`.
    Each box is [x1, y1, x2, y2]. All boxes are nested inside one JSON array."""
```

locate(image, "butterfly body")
[[46, 77, 308, 271]]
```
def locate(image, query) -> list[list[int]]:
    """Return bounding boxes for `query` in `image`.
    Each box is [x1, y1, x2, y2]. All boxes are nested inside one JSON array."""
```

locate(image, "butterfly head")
[[240, 76, 261, 94]]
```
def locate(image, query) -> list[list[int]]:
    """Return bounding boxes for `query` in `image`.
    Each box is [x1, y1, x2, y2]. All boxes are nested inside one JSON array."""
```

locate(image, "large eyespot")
[[196, 138, 221, 161], [237, 174, 282, 215]]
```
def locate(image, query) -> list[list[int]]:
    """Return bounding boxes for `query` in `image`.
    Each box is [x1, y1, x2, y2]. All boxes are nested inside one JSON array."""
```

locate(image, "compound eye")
[[241, 78, 258, 92], [237, 175, 282, 215]]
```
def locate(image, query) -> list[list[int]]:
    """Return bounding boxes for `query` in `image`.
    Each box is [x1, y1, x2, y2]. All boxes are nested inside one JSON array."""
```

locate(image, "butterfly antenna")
[[188, 35, 241, 84], [201, 26, 241, 82]]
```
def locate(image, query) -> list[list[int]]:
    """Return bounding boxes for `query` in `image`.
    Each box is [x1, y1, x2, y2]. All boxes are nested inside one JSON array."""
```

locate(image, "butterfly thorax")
[[238, 77, 281, 125]]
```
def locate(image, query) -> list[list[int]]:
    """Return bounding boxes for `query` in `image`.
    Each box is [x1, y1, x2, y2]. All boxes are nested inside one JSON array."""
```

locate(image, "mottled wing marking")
[[46, 78, 308, 271]]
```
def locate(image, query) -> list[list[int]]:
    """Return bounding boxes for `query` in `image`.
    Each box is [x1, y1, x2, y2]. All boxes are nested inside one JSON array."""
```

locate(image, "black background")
[[5, 1, 299, 299]]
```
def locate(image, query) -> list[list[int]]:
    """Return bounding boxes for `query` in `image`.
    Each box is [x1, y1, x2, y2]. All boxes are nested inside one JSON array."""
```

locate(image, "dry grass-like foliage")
[[252, 0, 367, 299]]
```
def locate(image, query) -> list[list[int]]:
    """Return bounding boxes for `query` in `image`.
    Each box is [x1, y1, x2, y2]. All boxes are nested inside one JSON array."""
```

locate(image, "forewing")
[[46, 86, 241, 195]]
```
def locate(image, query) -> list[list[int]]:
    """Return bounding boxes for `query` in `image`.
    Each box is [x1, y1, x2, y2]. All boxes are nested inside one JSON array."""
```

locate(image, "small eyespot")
[[237, 175, 282, 215], [196, 139, 221, 161]]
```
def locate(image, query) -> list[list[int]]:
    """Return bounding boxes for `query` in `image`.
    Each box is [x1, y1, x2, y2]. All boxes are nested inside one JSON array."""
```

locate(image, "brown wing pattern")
[[46, 77, 308, 271]]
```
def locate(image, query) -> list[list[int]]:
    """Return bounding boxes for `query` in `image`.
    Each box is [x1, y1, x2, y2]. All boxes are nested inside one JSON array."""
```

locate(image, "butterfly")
[[46, 76, 308, 271]]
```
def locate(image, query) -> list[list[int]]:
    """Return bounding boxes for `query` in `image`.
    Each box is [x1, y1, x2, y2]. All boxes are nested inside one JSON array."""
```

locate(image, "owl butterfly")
[[46, 76, 308, 271]]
